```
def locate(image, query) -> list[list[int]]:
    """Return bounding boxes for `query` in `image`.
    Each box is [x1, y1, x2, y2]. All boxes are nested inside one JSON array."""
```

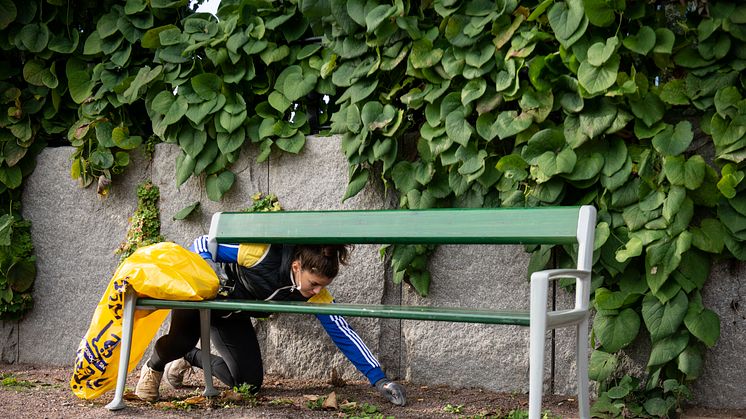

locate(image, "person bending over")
[[135, 236, 406, 406]]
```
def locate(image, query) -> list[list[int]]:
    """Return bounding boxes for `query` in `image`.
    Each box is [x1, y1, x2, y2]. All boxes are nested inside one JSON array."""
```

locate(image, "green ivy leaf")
[[445, 110, 473, 146], [410, 39, 444, 69], [589, 350, 618, 382], [677, 345, 703, 380], [653, 28, 675, 54], [391, 161, 419, 193], [66, 58, 94, 104], [594, 287, 629, 310], [283, 70, 317, 102], [646, 233, 692, 294], [495, 111, 533, 139], [342, 167, 369, 202], [162, 95, 188, 126], [219, 109, 248, 133], [593, 308, 640, 352], [180, 125, 208, 158], [578, 55, 619, 95], [122, 65, 163, 104], [7, 259, 35, 292], [684, 307, 720, 348], [642, 291, 688, 343], [90, 149, 114, 169], [365, 4, 396, 32], [175, 151, 196, 187], [664, 155, 706, 190], [673, 250, 710, 292], [142, 25, 177, 49], [578, 100, 617, 139], [276, 131, 305, 153], [461, 78, 486, 106], [582, 0, 617, 27], [48, 30, 80, 54], [259, 44, 289, 65], [663, 186, 686, 221], [548, 0, 586, 47], [623, 26, 656, 55], [0, 0, 16, 30], [615, 237, 642, 263], [523, 128, 576, 176], [268, 91, 291, 113], [586, 36, 619, 66], [652, 121, 694, 156], [206, 171, 235, 201], [172, 202, 200, 220], [0, 214, 13, 246], [191, 73, 222, 100], [643, 397, 672, 417], [114, 134, 142, 150], [22, 59, 47, 87], [217, 129, 246, 155], [19, 23, 50, 53], [360, 101, 384, 130], [648, 331, 689, 366]]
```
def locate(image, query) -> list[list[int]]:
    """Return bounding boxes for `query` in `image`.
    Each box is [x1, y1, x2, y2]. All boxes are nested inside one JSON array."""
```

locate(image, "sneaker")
[[135, 364, 162, 402], [164, 358, 193, 389]]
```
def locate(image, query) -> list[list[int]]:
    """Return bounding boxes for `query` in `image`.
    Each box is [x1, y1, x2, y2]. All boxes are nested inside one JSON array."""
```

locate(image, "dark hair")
[[293, 244, 352, 279]]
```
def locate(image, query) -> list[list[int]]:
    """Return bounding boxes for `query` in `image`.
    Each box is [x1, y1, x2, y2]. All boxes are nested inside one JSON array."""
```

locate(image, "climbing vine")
[[116, 180, 164, 262], [3, 0, 746, 415]]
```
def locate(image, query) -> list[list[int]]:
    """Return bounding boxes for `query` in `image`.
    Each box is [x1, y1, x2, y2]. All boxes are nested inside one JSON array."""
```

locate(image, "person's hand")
[[375, 378, 406, 406]]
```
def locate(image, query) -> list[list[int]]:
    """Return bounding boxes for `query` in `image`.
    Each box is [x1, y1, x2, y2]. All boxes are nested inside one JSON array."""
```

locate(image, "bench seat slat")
[[211, 208, 582, 245], [136, 298, 531, 326]]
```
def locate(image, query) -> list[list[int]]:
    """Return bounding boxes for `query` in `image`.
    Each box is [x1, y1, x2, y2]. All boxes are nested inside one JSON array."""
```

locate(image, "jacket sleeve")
[[316, 312, 386, 385], [190, 235, 239, 262]]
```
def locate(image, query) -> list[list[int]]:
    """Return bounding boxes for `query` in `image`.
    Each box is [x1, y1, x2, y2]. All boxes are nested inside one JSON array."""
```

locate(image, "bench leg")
[[105, 288, 137, 411], [577, 318, 591, 419], [199, 308, 220, 397], [529, 278, 548, 419]]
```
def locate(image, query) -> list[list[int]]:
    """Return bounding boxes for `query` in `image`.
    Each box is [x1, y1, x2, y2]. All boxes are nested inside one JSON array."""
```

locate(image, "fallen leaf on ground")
[[220, 389, 243, 402], [123, 392, 140, 401], [322, 391, 337, 410], [182, 395, 206, 405], [303, 394, 321, 401], [154, 401, 174, 409], [339, 401, 357, 410]]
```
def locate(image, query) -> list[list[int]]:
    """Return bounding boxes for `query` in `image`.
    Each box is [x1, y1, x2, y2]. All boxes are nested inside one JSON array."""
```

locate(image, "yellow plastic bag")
[[70, 242, 219, 400]]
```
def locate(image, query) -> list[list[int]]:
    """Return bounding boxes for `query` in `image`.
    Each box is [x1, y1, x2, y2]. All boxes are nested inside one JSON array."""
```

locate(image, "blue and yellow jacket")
[[191, 235, 386, 385]]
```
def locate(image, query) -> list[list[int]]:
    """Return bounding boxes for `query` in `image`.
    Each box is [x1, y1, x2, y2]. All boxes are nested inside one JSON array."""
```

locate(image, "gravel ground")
[[0, 363, 743, 418]]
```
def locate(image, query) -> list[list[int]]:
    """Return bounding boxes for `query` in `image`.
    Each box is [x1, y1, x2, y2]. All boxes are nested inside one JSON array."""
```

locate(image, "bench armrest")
[[530, 269, 591, 329]]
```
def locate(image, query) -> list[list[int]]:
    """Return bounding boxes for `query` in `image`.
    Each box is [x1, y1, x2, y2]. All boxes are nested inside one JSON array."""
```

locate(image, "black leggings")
[[147, 309, 263, 390]]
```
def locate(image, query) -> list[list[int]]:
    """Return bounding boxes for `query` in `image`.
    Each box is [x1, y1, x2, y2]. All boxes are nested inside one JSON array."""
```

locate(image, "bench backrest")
[[209, 206, 596, 271]]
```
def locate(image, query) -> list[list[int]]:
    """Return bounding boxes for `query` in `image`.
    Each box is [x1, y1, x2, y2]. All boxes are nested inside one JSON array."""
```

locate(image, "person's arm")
[[315, 313, 386, 384], [316, 312, 406, 405], [191, 235, 239, 262]]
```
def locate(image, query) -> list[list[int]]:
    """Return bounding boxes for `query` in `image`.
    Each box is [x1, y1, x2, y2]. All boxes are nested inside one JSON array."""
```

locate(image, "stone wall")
[[1, 137, 743, 408]]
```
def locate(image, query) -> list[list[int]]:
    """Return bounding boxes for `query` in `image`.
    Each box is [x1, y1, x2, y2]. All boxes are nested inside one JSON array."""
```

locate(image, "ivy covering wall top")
[[2, 0, 746, 416]]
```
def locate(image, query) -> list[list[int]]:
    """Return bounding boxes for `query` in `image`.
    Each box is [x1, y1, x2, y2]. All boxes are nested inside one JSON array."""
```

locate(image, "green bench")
[[106, 206, 596, 419]]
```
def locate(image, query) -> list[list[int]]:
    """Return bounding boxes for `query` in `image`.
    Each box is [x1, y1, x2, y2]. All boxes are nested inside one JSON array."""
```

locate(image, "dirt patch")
[[0, 363, 743, 418]]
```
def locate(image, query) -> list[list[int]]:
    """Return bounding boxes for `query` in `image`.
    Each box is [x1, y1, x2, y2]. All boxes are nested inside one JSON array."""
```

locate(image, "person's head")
[[290, 244, 352, 298]]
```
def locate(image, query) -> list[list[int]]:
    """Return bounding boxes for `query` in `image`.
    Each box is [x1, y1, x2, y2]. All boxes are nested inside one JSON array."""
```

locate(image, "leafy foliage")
[[0, 201, 35, 320], [300, 0, 745, 416], [243, 192, 283, 213], [116, 181, 164, 262], [4, 0, 746, 415]]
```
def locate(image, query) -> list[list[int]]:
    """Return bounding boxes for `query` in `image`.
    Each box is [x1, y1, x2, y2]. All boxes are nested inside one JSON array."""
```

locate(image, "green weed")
[[444, 403, 464, 414], [268, 397, 295, 406], [0, 373, 35, 390]]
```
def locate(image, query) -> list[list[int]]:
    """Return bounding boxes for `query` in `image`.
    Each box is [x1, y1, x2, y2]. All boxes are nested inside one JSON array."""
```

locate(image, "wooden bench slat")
[[211, 208, 582, 245], [136, 298, 532, 326]]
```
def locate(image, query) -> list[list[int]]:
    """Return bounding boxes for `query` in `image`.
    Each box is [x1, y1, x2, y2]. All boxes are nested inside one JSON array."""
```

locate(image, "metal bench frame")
[[106, 206, 596, 419]]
